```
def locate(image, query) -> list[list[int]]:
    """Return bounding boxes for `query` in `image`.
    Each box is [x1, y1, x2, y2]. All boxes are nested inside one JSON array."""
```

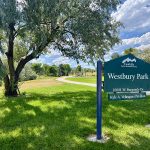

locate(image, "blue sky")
[[33, 0, 150, 68]]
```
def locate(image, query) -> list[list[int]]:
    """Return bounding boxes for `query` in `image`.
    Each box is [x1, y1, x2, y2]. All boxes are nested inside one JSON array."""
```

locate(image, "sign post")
[[97, 60, 102, 140], [88, 54, 150, 143]]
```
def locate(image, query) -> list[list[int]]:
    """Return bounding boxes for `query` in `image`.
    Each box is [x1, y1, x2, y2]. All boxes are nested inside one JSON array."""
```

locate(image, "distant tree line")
[[70, 65, 96, 77], [31, 63, 72, 77], [31, 63, 96, 77], [0, 63, 72, 87], [0, 62, 96, 87]]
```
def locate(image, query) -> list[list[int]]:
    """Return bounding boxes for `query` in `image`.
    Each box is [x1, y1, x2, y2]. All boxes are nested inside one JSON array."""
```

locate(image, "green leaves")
[[0, 0, 121, 66], [0, 0, 20, 29]]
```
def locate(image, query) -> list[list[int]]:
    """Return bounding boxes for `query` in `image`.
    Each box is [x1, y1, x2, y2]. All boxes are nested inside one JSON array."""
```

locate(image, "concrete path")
[[56, 76, 150, 95], [56, 76, 96, 87]]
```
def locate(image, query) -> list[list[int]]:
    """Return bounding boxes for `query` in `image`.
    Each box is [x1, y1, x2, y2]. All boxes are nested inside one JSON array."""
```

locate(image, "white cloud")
[[136, 44, 150, 50], [105, 32, 150, 60], [106, 0, 150, 61], [122, 32, 150, 45], [52, 56, 71, 65], [111, 32, 150, 53], [112, 0, 150, 33], [51, 56, 94, 68]]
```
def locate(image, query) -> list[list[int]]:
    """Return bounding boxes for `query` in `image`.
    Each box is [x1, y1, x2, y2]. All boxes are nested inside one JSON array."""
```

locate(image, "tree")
[[111, 52, 120, 60], [63, 64, 71, 76], [20, 64, 37, 81], [76, 65, 82, 76], [58, 64, 64, 76], [31, 63, 44, 75], [124, 48, 136, 55], [0, 0, 121, 96], [134, 48, 150, 63], [58, 64, 71, 76], [47, 65, 58, 76], [43, 64, 50, 76], [58, 64, 66, 76]]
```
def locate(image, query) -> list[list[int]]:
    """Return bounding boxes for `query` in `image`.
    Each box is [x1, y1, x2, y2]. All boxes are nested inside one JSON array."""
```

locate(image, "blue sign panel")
[[104, 54, 150, 92]]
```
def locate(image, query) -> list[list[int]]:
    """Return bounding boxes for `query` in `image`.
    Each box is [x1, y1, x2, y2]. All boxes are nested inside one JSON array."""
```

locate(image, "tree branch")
[[15, 34, 54, 80], [63, 29, 75, 36], [14, 25, 26, 37], [15, 53, 35, 77]]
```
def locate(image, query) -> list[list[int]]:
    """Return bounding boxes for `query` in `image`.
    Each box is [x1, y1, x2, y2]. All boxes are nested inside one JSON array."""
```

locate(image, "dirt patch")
[[19, 78, 62, 90], [0, 78, 63, 93]]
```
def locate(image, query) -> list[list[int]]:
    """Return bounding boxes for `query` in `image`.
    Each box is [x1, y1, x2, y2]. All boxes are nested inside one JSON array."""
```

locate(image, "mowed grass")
[[0, 78, 150, 149]]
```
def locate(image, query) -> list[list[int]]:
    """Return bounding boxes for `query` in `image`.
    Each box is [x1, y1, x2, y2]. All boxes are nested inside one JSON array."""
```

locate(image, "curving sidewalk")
[[56, 76, 96, 87], [56, 76, 150, 96]]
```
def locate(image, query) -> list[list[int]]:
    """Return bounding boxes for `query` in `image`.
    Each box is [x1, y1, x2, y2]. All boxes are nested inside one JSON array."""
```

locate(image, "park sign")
[[104, 54, 150, 93], [95, 56, 149, 141]]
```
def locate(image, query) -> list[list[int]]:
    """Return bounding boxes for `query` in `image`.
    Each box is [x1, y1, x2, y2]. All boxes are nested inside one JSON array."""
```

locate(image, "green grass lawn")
[[0, 80, 150, 149]]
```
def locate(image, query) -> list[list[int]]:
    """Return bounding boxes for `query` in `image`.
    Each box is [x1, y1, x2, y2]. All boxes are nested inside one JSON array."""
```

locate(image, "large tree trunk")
[[4, 23, 18, 97], [4, 75, 18, 96]]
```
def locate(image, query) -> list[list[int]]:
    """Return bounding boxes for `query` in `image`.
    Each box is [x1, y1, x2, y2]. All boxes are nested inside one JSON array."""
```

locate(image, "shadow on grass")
[[0, 90, 150, 150]]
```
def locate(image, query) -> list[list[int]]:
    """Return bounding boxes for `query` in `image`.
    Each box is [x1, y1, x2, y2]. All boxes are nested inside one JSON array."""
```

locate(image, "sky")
[[33, 0, 150, 68]]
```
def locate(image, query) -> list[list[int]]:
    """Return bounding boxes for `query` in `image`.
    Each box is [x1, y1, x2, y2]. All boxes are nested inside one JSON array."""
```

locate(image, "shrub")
[[20, 64, 37, 81]]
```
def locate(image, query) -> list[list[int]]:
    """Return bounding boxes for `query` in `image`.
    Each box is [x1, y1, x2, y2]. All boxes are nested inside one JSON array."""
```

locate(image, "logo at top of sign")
[[122, 58, 136, 64], [122, 57, 137, 68]]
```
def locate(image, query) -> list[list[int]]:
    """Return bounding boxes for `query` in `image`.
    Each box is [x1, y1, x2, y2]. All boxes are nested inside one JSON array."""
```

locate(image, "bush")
[[20, 64, 37, 81], [31, 63, 44, 75]]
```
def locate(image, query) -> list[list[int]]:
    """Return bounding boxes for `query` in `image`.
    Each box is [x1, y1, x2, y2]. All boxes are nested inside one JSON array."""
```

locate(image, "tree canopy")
[[111, 52, 120, 59], [0, 0, 121, 96], [0, 0, 121, 61], [123, 48, 137, 55], [134, 48, 150, 63]]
